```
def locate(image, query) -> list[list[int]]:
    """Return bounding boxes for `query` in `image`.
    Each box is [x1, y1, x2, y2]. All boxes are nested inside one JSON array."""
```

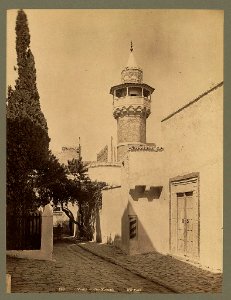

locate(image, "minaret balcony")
[[113, 96, 151, 119], [113, 95, 151, 109]]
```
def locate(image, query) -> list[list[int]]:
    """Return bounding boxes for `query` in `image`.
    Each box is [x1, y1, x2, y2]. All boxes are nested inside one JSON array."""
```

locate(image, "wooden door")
[[177, 192, 185, 256], [185, 191, 194, 257], [170, 177, 199, 260], [176, 191, 194, 257]]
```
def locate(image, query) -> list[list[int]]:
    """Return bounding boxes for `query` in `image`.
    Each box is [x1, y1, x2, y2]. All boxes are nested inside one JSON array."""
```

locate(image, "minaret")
[[110, 42, 155, 161]]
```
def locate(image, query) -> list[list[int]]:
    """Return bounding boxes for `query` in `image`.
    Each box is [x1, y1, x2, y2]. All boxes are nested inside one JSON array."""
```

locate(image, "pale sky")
[[7, 9, 223, 161]]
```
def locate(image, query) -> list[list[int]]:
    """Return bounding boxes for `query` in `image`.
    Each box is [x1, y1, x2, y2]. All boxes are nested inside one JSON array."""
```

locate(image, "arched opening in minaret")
[[143, 89, 151, 99], [128, 87, 142, 97], [115, 88, 127, 98]]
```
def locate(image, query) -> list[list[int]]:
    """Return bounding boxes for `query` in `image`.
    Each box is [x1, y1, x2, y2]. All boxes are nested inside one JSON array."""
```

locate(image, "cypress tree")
[[7, 10, 50, 215]]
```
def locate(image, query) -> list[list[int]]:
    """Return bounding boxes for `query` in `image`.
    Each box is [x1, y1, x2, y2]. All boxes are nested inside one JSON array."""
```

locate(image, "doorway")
[[170, 176, 199, 260]]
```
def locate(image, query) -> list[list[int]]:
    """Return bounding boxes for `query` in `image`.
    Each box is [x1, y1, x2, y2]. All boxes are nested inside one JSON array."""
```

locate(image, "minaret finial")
[[130, 41, 133, 52]]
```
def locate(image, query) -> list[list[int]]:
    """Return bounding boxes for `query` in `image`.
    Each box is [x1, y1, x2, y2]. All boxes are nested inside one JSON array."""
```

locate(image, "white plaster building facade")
[[90, 47, 223, 273], [162, 82, 223, 271], [53, 146, 80, 237]]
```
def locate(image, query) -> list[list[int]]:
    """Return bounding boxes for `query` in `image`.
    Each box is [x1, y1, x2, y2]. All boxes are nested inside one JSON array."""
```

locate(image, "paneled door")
[[176, 191, 194, 257], [176, 192, 185, 256], [185, 191, 194, 257], [170, 177, 199, 260]]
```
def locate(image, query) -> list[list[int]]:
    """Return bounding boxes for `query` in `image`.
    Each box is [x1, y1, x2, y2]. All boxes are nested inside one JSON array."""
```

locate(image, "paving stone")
[[78, 242, 222, 293], [7, 242, 172, 293]]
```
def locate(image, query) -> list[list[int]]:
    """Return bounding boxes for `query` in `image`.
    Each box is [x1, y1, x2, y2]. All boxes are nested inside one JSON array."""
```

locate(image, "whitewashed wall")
[[162, 84, 223, 271], [121, 151, 169, 255], [88, 164, 121, 186], [99, 187, 126, 248]]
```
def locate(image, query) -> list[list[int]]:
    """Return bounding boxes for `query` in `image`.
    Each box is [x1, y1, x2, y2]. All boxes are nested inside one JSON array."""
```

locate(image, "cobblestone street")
[[78, 242, 223, 293], [6, 241, 172, 293]]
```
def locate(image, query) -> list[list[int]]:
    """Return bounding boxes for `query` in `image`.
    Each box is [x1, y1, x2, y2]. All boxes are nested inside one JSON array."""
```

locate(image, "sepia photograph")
[[6, 9, 223, 294]]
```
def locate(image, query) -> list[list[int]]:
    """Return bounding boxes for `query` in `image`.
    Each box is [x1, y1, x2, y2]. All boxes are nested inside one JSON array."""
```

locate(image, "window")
[[115, 88, 127, 98], [128, 87, 142, 97], [185, 191, 193, 197], [116, 89, 122, 98], [129, 215, 137, 239], [176, 192, 184, 197], [143, 89, 150, 98], [176, 192, 193, 197]]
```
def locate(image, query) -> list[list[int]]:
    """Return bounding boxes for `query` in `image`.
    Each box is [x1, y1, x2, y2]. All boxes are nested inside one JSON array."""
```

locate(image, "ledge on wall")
[[128, 144, 164, 152], [102, 185, 121, 190], [87, 161, 121, 168], [129, 185, 163, 201]]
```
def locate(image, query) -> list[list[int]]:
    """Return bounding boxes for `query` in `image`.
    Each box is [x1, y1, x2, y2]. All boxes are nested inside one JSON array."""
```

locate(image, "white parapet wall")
[[6, 203, 53, 261], [88, 162, 121, 186]]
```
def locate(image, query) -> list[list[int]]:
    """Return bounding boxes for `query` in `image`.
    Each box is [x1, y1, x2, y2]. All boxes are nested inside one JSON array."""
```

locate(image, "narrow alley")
[[6, 241, 173, 293]]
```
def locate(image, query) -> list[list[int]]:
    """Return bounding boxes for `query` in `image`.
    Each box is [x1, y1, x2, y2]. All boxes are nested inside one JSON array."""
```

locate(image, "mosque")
[[55, 43, 223, 273], [87, 43, 223, 273]]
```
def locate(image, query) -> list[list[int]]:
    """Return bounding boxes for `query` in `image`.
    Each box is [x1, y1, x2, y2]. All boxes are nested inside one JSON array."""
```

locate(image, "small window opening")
[[115, 88, 126, 98], [143, 89, 150, 98], [129, 215, 137, 239], [116, 89, 122, 98], [185, 191, 193, 196], [176, 192, 184, 197], [128, 87, 142, 97]]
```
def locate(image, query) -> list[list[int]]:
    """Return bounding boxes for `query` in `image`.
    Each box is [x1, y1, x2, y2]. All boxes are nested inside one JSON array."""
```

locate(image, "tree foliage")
[[43, 156, 106, 240], [34, 153, 106, 241], [67, 157, 89, 181], [7, 10, 50, 214], [65, 158, 106, 240], [7, 10, 106, 242], [35, 152, 70, 206], [79, 180, 106, 240]]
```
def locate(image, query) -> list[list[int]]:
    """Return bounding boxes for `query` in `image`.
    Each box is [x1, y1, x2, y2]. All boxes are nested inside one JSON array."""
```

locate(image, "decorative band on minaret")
[[110, 44, 155, 161]]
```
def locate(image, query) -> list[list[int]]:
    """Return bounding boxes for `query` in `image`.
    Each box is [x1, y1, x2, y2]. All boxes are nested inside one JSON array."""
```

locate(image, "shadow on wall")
[[120, 201, 160, 254], [95, 187, 163, 255]]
